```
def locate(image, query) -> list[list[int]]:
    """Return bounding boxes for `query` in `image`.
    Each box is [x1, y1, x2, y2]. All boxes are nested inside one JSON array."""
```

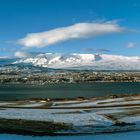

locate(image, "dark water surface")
[[0, 131, 140, 140], [0, 82, 140, 101]]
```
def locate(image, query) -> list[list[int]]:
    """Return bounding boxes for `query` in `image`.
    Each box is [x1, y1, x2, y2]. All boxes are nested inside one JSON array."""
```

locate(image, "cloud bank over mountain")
[[17, 22, 124, 49], [14, 51, 31, 58]]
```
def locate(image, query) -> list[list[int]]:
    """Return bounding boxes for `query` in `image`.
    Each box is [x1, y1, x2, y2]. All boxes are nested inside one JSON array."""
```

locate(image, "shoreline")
[[0, 118, 139, 136], [0, 94, 140, 136]]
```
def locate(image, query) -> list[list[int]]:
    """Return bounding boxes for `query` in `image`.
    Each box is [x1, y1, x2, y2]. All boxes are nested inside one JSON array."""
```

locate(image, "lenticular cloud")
[[17, 22, 124, 49]]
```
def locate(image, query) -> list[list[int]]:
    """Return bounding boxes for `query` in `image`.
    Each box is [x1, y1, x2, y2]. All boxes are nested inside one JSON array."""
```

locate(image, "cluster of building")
[[0, 71, 140, 84]]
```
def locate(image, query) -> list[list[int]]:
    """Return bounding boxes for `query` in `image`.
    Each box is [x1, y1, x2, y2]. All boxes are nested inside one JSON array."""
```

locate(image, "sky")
[[0, 0, 140, 57]]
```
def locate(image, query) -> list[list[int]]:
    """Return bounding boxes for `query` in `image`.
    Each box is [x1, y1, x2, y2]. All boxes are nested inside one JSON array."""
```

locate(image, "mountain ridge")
[[13, 53, 140, 70]]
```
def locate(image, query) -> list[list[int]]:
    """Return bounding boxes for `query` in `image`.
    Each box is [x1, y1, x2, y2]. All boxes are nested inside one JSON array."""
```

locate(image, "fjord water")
[[0, 82, 140, 100], [0, 131, 140, 140]]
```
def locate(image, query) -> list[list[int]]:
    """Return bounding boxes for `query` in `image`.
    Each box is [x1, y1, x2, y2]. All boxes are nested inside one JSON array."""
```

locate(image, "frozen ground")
[[0, 95, 140, 134], [0, 108, 112, 126]]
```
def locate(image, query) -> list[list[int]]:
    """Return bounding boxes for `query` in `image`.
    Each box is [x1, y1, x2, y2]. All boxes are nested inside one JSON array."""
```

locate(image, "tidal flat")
[[0, 94, 140, 136]]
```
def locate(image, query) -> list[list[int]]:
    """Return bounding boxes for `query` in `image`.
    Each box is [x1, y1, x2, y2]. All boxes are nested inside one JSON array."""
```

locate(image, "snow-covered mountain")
[[13, 53, 140, 70]]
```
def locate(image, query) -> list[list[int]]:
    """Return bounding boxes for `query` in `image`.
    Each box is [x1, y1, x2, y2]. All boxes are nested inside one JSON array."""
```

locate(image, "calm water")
[[0, 82, 140, 101], [0, 131, 140, 140]]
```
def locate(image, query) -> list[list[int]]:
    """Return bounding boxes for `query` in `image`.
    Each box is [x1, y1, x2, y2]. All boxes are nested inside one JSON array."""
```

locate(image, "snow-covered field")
[[0, 108, 113, 126], [0, 95, 140, 134], [0, 96, 140, 126]]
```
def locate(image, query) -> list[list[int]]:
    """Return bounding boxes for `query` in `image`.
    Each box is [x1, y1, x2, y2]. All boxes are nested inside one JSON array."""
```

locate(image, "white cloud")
[[14, 51, 30, 58], [127, 42, 135, 48], [17, 22, 124, 49], [0, 56, 9, 59]]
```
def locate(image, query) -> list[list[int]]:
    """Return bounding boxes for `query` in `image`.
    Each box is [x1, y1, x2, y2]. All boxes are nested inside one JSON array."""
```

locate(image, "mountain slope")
[[13, 53, 140, 70]]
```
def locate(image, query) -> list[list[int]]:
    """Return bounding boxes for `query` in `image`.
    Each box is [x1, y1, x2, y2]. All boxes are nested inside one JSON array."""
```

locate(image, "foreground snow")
[[0, 95, 140, 127], [0, 108, 112, 126], [0, 95, 140, 134]]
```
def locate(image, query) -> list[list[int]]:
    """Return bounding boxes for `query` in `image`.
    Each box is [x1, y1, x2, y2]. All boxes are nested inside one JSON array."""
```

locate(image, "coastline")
[[0, 94, 140, 136]]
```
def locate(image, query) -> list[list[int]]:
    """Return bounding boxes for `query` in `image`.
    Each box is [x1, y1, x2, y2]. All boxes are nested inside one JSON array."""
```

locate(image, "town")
[[0, 68, 140, 84]]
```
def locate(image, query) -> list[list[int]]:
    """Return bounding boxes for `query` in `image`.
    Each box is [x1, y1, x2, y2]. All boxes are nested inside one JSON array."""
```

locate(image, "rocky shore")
[[0, 118, 72, 136]]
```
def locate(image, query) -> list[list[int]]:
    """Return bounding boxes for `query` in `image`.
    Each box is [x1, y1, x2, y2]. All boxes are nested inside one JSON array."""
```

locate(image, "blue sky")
[[0, 0, 140, 57]]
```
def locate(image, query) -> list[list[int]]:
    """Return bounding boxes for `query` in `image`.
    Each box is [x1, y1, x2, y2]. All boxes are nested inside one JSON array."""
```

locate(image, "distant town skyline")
[[0, 0, 140, 57]]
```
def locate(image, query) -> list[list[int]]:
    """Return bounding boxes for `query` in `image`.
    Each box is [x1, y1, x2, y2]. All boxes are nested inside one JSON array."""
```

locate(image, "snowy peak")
[[13, 53, 140, 70]]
